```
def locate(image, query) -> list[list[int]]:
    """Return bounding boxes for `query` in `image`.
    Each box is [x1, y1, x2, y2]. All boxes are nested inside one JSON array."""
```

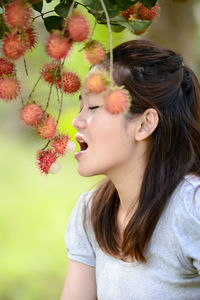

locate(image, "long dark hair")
[[83, 39, 200, 262]]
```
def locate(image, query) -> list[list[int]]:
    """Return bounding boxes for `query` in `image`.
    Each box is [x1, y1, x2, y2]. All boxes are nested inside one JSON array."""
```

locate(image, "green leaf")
[[55, 3, 70, 18], [125, 19, 152, 33], [43, 16, 64, 32], [28, 0, 43, 13], [110, 24, 125, 33], [0, 14, 10, 40], [81, 0, 93, 4], [140, 0, 157, 9], [85, 0, 139, 21], [0, 0, 9, 5], [0, 7, 2, 14], [103, 15, 151, 34], [46, 0, 53, 3]]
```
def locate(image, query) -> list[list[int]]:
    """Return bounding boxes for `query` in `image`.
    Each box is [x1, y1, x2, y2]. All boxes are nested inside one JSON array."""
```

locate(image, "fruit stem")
[[21, 94, 25, 106], [32, 10, 56, 21], [90, 18, 97, 42], [67, 0, 76, 18], [98, 0, 113, 85], [41, 140, 51, 151], [89, 0, 99, 41], [28, 74, 42, 101], [45, 83, 53, 111], [55, 84, 61, 104], [55, 60, 64, 128], [62, 0, 76, 34], [23, 57, 28, 76]]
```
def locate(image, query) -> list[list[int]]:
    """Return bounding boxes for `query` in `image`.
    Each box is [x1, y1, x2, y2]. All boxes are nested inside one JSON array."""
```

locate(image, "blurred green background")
[[0, 0, 200, 299]]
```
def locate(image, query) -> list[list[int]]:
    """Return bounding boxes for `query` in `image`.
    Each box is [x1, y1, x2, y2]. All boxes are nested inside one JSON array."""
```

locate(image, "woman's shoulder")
[[75, 188, 95, 212], [170, 173, 200, 226]]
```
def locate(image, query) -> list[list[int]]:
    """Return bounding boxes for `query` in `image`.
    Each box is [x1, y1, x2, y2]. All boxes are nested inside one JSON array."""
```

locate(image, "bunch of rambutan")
[[20, 100, 76, 174], [2, 0, 37, 61], [121, 1, 159, 21], [84, 69, 132, 115], [120, 1, 160, 35], [0, 57, 21, 101], [0, 0, 38, 102], [35, 135, 76, 175], [41, 61, 81, 94], [45, 9, 90, 61]]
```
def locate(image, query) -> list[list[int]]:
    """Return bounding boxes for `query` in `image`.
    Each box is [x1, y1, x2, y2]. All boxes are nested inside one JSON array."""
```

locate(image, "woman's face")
[[72, 69, 140, 178]]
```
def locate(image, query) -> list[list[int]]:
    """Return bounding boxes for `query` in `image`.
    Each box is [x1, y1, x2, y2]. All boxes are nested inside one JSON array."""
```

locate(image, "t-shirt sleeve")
[[65, 191, 96, 267], [173, 183, 200, 274]]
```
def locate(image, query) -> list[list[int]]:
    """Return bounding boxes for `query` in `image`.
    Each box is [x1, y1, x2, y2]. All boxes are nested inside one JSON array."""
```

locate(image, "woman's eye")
[[79, 106, 99, 113], [89, 106, 99, 110]]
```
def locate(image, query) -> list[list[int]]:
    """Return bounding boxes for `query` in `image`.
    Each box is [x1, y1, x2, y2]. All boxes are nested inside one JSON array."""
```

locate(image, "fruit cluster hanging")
[[0, 0, 160, 175]]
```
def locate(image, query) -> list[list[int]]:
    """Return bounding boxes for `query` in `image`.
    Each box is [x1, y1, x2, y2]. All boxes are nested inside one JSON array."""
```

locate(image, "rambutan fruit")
[[57, 72, 80, 93], [0, 77, 21, 101], [104, 87, 131, 114], [45, 31, 72, 60], [120, 2, 142, 21], [0, 58, 15, 77], [24, 26, 37, 50], [3, 33, 28, 60], [138, 3, 159, 21], [36, 149, 58, 175], [4, 0, 32, 29], [42, 61, 61, 84], [85, 72, 109, 94], [20, 102, 44, 126], [50, 134, 70, 156], [67, 13, 89, 42], [84, 40, 106, 65], [36, 115, 56, 139], [66, 140, 76, 153], [49, 160, 61, 174]]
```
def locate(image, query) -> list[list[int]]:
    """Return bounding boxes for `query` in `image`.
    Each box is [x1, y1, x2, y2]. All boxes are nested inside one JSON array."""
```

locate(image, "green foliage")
[[140, 0, 157, 9], [43, 15, 64, 32], [28, 0, 43, 12], [0, 0, 159, 36], [55, 2, 70, 18]]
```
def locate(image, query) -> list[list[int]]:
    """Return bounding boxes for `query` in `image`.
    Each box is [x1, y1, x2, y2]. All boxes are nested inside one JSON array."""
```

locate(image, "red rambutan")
[[84, 40, 106, 65], [120, 2, 142, 21], [41, 61, 61, 84], [0, 58, 15, 77], [51, 134, 70, 156], [20, 102, 44, 126], [4, 0, 32, 29], [57, 72, 80, 93], [138, 3, 159, 21], [0, 77, 21, 101], [67, 13, 89, 42], [36, 115, 56, 139], [36, 149, 58, 174], [104, 87, 131, 114], [85, 72, 108, 94], [3, 33, 28, 60], [45, 31, 72, 60], [24, 26, 37, 50]]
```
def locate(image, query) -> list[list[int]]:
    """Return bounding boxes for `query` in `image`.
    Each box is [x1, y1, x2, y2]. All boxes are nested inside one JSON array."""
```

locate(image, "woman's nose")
[[72, 113, 86, 130]]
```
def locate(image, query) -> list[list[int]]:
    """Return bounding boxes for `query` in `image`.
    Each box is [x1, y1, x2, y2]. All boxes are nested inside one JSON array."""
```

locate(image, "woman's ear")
[[135, 108, 159, 141]]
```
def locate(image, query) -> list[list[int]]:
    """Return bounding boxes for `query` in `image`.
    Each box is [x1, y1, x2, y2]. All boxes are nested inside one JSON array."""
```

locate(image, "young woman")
[[60, 39, 200, 300]]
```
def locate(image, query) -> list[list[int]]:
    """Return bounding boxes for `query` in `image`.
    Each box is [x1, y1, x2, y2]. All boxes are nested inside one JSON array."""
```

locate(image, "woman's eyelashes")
[[79, 106, 99, 113]]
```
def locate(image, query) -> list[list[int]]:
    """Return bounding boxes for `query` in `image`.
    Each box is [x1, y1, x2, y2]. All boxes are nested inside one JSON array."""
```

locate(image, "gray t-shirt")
[[65, 174, 200, 300]]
